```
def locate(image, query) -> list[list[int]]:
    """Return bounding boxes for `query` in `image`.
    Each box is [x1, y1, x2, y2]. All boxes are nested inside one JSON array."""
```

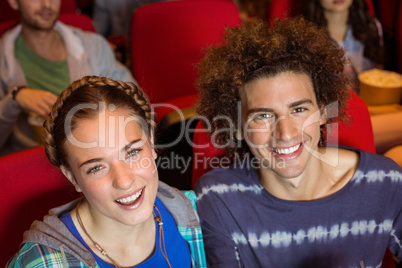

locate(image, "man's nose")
[[271, 116, 297, 142], [41, 0, 51, 8]]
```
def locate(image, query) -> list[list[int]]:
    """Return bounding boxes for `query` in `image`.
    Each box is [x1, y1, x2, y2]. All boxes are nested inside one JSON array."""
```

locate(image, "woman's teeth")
[[116, 189, 143, 205], [273, 143, 301, 155]]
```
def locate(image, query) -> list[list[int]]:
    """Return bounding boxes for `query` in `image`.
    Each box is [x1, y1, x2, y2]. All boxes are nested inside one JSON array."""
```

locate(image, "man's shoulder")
[[198, 165, 252, 184], [64, 24, 100, 39], [194, 163, 260, 195], [59, 22, 104, 43], [356, 147, 402, 172], [333, 146, 401, 172]]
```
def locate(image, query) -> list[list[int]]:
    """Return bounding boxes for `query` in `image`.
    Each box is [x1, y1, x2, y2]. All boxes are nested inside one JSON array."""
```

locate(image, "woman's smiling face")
[[61, 107, 158, 227]]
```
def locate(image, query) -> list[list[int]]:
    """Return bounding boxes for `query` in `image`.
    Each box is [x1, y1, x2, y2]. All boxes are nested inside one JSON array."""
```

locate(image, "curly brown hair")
[[302, 0, 384, 65], [43, 76, 155, 168], [196, 16, 350, 160]]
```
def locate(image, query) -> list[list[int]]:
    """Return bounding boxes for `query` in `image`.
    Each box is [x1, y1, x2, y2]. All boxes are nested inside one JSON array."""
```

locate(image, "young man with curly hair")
[[194, 17, 402, 267]]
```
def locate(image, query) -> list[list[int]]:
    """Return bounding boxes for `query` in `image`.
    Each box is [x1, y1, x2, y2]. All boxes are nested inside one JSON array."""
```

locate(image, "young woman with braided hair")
[[7, 76, 206, 268]]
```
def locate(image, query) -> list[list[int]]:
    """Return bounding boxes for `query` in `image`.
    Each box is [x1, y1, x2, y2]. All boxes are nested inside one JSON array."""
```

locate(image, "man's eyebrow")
[[78, 139, 143, 168], [246, 99, 314, 116], [288, 99, 314, 108], [247, 108, 275, 117]]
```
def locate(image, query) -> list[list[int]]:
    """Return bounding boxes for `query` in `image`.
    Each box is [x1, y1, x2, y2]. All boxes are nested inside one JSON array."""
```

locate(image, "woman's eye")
[[87, 165, 103, 174], [127, 148, 142, 159]]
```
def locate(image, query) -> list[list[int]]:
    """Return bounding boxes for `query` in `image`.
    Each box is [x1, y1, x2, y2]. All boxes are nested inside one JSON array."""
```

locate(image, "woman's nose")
[[112, 162, 135, 189]]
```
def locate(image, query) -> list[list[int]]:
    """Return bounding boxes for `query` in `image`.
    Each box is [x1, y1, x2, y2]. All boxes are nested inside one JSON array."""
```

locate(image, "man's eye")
[[253, 113, 273, 121], [87, 165, 103, 174], [293, 107, 306, 113]]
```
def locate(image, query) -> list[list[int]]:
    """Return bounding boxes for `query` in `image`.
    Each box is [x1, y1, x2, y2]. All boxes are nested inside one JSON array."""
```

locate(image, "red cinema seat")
[[0, 147, 80, 266], [130, 0, 242, 123], [397, 1, 402, 73]]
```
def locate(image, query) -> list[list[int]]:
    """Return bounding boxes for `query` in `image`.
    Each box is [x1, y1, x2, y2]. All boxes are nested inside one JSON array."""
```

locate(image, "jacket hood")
[[21, 181, 198, 266]]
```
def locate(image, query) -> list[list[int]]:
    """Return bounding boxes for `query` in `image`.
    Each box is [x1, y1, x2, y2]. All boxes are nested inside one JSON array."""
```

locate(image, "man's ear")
[[235, 126, 244, 141], [319, 106, 327, 126], [7, 0, 19, 11], [60, 165, 82, 192]]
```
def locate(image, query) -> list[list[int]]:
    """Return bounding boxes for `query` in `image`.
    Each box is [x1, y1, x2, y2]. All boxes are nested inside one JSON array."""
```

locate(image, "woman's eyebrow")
[[79, 158, 103, 168], [122, 139, 143, 152]]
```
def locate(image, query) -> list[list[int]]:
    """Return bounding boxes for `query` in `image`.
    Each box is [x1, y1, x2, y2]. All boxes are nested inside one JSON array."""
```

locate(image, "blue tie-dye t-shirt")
[[195, 148, 402, 268]]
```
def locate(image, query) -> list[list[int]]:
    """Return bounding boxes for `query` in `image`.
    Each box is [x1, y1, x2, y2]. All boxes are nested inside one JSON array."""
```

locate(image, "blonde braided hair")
[[43, 76, 155, 167]]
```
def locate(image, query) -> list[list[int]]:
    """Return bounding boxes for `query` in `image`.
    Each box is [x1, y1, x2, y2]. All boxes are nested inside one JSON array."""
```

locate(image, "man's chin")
[[23, 18, 58, 32]]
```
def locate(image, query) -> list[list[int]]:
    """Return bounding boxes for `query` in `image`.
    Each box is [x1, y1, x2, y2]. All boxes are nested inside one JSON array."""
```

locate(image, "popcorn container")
[[359, 69, 402, 106]]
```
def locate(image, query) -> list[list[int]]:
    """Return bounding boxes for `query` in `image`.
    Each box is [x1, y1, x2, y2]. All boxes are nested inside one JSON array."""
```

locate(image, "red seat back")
[[0, 147, 80, 265], [327, 90, 376, 154], [266, 0, 302, 23], [377, 0, 398, 31], [130, 0, 241, 105], [397, 1, 402, 73], [0, 13, 96, 37], [0, 0, 77, 23]]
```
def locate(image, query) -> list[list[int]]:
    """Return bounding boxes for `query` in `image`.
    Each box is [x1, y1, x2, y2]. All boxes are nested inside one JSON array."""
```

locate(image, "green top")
[[14, 34, 70, 95]]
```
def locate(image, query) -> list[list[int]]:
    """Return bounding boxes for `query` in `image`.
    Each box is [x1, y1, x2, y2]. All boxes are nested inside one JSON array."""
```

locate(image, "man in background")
[[0, 0, 135, 156]]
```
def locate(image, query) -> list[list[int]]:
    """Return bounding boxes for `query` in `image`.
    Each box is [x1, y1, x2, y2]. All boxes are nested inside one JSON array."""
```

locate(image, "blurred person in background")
[[303, 0, 385, 90], [0, 0, 135, 156], [92, 0, 167, 65], [304, 0, 402, 167]]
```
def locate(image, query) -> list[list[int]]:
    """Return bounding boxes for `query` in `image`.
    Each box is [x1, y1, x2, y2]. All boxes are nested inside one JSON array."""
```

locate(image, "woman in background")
[[303, 0, 384, 89], [304, 0, 402, 167]]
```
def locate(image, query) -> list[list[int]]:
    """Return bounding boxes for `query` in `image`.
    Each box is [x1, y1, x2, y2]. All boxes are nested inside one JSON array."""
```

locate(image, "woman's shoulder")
[[7, 242, 88, 268], [157, 182, 199, 227]]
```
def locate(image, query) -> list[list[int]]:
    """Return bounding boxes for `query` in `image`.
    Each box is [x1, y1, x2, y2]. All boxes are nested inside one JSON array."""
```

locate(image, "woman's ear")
[[60, 165, 82, 192]]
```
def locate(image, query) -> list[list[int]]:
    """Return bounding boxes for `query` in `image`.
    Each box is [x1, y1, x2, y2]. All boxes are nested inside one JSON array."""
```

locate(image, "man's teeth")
[[273, 144, 300, 155], [117, 189, 143, 204]]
